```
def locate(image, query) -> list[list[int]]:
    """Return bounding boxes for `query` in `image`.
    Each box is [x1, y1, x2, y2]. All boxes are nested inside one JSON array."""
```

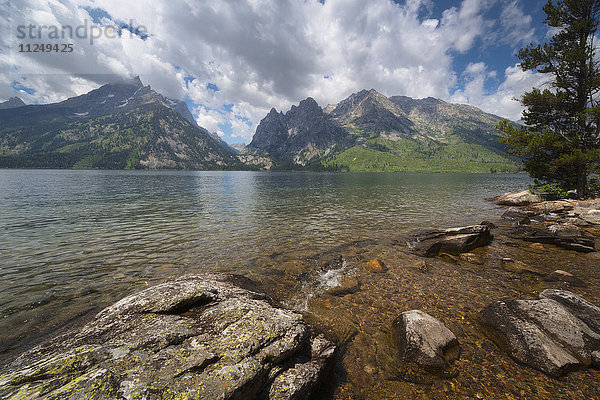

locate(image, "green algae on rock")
[[0, 274, 335, 399]]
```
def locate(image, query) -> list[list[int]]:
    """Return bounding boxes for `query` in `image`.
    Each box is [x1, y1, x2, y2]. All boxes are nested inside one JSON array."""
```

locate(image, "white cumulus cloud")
[[1, 0, 544, 142]]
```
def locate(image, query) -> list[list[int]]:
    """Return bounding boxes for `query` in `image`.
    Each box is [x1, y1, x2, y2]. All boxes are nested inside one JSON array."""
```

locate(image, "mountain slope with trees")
[[0, 78, 241, 170], [246, 89, 520, 172]]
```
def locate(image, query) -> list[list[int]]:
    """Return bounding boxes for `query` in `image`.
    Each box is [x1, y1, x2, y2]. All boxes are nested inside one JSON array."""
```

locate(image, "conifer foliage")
[[499, 0, 600, 197]]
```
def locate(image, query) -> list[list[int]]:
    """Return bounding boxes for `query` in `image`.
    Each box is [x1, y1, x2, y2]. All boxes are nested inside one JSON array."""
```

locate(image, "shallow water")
[[3, 170, 600, 399], [0, 170, 531, 369]]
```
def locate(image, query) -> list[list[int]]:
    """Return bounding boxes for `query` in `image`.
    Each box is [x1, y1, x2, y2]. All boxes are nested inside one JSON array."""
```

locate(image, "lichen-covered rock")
[[410, 225, 493, 257], [0, 274, 335, 400], [480, 291, 600, 376], [392, 310, 460, 371], [491, 190, 542, 206], [268, 335, 335, 400]]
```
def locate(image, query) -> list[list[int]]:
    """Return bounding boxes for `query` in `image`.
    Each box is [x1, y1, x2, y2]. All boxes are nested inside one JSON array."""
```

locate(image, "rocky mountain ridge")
[[247, 97, 352, 167], [246, 89, 519, 172], [327, 89, 414, 135], [0, 97, 26, 110], [0, 78, 240, 169], [0, 81, 519, 172]]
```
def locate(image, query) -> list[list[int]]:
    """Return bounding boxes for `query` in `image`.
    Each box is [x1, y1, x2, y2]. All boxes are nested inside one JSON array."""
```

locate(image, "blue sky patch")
[[11, 81, 35, 96], [81, 7, 112, 24], [81, 6, 149, 40]]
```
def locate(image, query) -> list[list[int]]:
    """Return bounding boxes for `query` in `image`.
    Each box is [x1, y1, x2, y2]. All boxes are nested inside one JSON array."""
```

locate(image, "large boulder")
[[509, 223, 596, 252], [491, 190, 542, 206], [569, 201, 600, 225], [410, 225, 493, 257], [392, 310, 459, 371], [0, 274, 335, 400], [480, 290, 600, 377]]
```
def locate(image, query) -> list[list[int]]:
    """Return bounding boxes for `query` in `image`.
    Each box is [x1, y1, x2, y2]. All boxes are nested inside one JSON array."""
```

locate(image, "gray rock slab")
[[480, 291, 600, 376], [492, 190, 542, 206], [392, 310, 459, 371], [0, 274, 335, 400]]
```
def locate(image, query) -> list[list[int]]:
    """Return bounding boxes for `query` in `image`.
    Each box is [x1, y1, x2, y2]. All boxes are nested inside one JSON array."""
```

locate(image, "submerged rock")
[[325, 275, 360, 296], [365, 259, 387, 273], [480, 290, 600, 376], [438, 253, 459, 263], [458, 252, 485, 265], [411, 225, 493, 257], [544, 270, 586, 287], [509, 223, 596, 252], [491, 190, 542, 206], [392, 310, 460, 372], [0, 274, 335, 400], [500, 258, 543, 275]]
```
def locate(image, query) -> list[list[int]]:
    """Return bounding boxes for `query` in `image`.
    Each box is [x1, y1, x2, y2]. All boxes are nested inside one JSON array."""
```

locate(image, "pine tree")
[[499, 0, 600, 198]]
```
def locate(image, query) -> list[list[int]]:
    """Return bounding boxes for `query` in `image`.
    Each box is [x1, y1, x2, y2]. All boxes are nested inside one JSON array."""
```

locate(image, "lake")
[[0, 169, 530, 360]]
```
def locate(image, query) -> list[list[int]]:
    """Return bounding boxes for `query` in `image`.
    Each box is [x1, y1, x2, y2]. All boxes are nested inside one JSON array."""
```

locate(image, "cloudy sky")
[[1, 0, 551, 144]]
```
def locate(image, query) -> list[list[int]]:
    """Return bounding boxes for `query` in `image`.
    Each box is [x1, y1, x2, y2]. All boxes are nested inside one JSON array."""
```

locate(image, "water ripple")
[[0, 170, 530, 357]]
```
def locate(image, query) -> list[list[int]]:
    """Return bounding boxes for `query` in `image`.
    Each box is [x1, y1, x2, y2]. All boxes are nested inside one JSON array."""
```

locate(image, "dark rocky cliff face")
[[389, 95, 443, 116], [249, 108, 288, 154], [248, 97, 351, 165], [285, 97, 350, 153]]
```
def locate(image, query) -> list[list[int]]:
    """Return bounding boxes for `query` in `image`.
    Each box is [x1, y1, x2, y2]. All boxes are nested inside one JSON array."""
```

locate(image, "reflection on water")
[[0, 169, 529, 359]]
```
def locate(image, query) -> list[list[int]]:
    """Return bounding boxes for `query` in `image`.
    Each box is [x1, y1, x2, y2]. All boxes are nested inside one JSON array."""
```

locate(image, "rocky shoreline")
[[0, 274, 335, 399], [1, 191, 599, 399]]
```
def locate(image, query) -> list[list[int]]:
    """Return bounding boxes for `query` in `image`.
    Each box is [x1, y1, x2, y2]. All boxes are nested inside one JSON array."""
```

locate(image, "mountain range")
[[244, 89, 519, 172], [0, 77, 240, 169], [0, 81, 519, 172]]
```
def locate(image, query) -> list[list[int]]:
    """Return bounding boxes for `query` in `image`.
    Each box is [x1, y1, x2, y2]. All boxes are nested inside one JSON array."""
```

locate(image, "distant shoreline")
[[0, 166, 526, 173]]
